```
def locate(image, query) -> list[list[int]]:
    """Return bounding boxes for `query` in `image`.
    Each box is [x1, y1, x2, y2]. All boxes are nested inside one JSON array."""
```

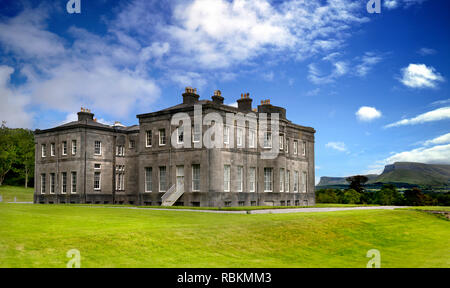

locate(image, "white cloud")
[[430, 99, 450, 107], [386, 144, 450, 165], [0, 6, 161, 124], [384, 0, 428, 10], [326, 142, 347, 152], [115, 0, 368, 70], [423, 133, 450, 146], [399, 64, 444, 89], [308, 61, 348, 84], [418, 47, 436, 56], [356, 106, 382, 122], [355, 52, 383, 77], [385, 107, 450, 128], [0, 65, 33, 128]]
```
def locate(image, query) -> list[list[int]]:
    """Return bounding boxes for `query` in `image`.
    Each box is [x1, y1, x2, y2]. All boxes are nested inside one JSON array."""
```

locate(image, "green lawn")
[[0, 203, 449, 268], [0, 185, 33, 202]]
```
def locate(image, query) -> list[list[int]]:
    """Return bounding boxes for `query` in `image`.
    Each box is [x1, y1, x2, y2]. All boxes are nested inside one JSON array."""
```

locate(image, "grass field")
[[0, 185, 449, 268], [0, 203, 449, 268], [0, 185, 34, 202]]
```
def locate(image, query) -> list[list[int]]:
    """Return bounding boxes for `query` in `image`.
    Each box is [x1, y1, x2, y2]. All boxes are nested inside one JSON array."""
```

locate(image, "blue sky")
[[0, 0, 449, 183]]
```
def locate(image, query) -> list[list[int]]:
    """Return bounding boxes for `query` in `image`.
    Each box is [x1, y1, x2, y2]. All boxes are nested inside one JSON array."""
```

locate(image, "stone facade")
[[34, 89, 316, 207]]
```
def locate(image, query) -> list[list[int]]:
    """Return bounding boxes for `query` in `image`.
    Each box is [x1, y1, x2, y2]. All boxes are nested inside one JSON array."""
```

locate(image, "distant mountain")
[[317, 162, 450, 187], [369, 162, 450, 186], [317, 175, 378, 186]]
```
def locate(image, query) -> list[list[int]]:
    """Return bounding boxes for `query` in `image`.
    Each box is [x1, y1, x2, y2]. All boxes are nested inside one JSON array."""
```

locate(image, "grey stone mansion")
[[34, 88, 316, 207]]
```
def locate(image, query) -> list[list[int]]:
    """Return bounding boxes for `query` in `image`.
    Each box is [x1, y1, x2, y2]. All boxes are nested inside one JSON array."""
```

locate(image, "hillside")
[[317, 175, 378, 186], [370, 162, 450, 186], [317, 162, 450, 187]]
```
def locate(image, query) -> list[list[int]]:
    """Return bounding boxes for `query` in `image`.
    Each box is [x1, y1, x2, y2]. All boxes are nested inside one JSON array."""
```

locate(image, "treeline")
[[0, 122, 35, 187], [316, 185, 450, 206]]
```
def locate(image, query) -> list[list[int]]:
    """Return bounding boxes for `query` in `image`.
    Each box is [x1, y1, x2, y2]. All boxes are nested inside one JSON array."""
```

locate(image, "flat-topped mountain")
[[317, 162, 450, 187]]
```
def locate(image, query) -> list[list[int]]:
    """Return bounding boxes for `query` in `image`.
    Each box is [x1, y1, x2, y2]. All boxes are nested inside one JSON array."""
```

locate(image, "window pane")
[[145, 167, 152, 192], [159, 166, 166, 191], [192, 164, 200, 191]]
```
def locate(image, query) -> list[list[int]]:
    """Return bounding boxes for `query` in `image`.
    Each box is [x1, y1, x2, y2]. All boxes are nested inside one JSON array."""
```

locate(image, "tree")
[[0, 122, 17, 186], [345, 175, 369, 193], [14, 129, 35, 188], [316, 189, 339, 203], [376, 184, 403, 205], [404, 188, 426, 206], [346, 175, 369, 203], [341, 189, 361, 204]]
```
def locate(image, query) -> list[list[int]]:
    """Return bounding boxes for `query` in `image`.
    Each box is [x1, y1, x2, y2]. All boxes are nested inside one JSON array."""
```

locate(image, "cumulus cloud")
[[386, 144, 450, 164], [399, 64, 444, 89], [0, 6, 161, 124], [356, 106, 382, 122], [0, 65, 33, 128], [385, 107, 450, 128], [116, 0, 368, 70], [326, 142, 347, 152]]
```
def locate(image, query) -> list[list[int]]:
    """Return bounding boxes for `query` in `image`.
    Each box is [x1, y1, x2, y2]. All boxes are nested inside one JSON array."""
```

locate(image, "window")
[[177, 127, 184, 144], [280, 134, 284, 150], [176, 166, 184, 192], [193, 124, 201, 143], [249, 129, 256, 148], [263, 132, 272, 148], [146, 130, 152, 147], [286, 139, 289, 153], [50, 173, 55, 194], [238, 201, 245, 207], [159, 166, 166, 192], [62, 141, 67, 155], [41, 144, 47, 158], [224, 201, 232, 207], [94, 163, 101, 169], [224, 126, 230, 144], [294, 140, 298, 155], [159, 129, 166, 146], [94, 172, 101, 190], [116, 145, 125, 156], [302, 171, 307, 193], [94, 141, 101, 155], [50, 143, 55, 156], [264, 168, 273, 192], [129, 140, 135, 149], [115, 165, 125, 191], [286, 170, 290, 193], [145, 167, 152, 192], [223, 165, 231, 192], [40, 174, 46, 194], [71, 172, 77, 194], [302, 141, 307, 156], [237, 166, 243, 192], [237, 128, 243, 147], [61, 172, 67, 194], [294, 171, 299, 192], [280, 168, 285, 192], [249, 167, 256, 192], [192, 164, 200, 191], [72, 140, 77, 155]]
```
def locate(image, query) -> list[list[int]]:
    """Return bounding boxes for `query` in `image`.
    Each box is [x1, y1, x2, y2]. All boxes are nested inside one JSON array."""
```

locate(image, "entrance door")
[[176, 166, 184, 193]]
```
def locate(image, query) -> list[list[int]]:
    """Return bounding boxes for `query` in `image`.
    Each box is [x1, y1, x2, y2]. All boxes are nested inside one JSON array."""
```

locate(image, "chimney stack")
[[211, 90, 224, 104], [182, 86, 200, 104], [78, 107, 94, 122], [237, 92, 252, 112]]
